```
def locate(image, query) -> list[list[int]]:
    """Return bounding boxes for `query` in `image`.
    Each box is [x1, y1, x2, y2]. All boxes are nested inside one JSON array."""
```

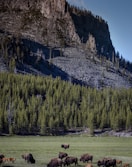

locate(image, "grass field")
[[0, 136, 132, 167]]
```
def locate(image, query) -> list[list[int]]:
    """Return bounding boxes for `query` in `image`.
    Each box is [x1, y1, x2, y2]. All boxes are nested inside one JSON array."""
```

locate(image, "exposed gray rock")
[[51, 47, 132, 89]]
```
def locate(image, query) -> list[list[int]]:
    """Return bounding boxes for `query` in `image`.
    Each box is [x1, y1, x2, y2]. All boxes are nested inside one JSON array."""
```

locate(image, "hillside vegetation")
[[0, 0, 132, 136], [0, 73, 131, 135]]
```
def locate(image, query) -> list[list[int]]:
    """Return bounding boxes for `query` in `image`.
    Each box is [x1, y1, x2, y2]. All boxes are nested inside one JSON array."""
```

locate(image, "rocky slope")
[[0, 36, 131, 89], [0, 0, 132, 89], [52, 47, 132, 89]]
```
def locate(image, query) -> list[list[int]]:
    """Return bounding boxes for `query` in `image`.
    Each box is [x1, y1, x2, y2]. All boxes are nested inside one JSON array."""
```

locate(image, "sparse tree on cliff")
[[86, 33, 97, 55]]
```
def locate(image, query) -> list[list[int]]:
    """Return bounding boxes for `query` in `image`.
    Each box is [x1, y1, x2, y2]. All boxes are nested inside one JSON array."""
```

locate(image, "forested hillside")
[[0, 0, 132, 136], [0, 73, 131, 135]]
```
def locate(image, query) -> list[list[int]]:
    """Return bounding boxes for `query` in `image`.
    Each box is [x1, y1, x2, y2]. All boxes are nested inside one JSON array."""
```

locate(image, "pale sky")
[[66, 0, 132, 63]]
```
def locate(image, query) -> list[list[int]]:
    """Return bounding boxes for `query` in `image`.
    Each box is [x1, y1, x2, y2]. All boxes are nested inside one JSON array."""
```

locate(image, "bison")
[[80, 154, 93, 163], [80, 154, 89, 161], [64, 156, 78, 166], [0, 158, 3, 164], [105, 159, 116, 167], [8, 157, 16, 163], [0, 154, 4, 164], [97, 160, 104, 167], [21, 153, 35, 164], [59, 152, 68, 159], [2, 157, 16, 163], [0, 154, 4, 159], [61, 144, 69, 149], [97, 158, 112, 167], [47, 158, 63, 167]]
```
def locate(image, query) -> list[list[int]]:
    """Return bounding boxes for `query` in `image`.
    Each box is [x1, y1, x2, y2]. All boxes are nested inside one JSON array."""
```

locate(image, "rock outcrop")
[[0, 0, 132, 89], [0, 0, 113, 54], [0, 0, 81, 46]]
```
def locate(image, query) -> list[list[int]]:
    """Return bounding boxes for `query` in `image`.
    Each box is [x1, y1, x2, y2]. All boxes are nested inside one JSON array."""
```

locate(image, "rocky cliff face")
[[0, 0, 113, 53], [0, 0, 131, 89], [0, 0, 80, 46], [40, 0, 66, 17], [69, 7, 114, 58]]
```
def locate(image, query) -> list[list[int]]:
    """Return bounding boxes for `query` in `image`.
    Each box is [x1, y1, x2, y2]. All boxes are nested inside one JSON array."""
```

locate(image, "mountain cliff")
[[0, 0, 114, 53], [0, 0, 132, 89], [0, 0, 80, 46]]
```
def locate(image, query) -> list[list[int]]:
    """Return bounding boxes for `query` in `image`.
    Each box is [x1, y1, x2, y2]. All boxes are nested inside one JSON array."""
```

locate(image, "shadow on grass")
[[2, 166, 14, 167]]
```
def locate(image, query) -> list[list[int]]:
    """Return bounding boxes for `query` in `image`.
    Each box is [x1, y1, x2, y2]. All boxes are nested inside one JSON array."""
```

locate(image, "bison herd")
[[47, 144, 130, 167], [0, 143, 131, 167]]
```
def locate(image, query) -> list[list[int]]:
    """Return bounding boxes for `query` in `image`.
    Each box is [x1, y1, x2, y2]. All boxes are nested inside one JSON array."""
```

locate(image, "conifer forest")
[[0, 73, 131, 135]]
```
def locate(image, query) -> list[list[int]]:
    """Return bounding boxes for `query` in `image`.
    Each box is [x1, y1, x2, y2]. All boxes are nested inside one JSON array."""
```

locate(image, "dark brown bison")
[[64, 156, 78, 166], [0, 158, 3, 164], [80, 154, 93, 163], [97, 158, 112, 167], [0, 154, 4, 159], [97, 159, 108, 167], [59, 152, 68, 159], [47, 158, 63, 167], [80, 154, 89, 161], [61, 144, 69, 149], [105, 159, 116, 167], [0, 154, 5, 164], [21, 153, 35, 164], [97, 160, 105, 167]]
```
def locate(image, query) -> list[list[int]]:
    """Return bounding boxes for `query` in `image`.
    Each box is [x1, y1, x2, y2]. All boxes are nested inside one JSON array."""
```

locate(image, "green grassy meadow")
[[0, 136, 132, 167]]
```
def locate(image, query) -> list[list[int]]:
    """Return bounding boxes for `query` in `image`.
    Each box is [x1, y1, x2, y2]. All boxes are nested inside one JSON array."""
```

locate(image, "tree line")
[[0, 72, 131, 135]]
